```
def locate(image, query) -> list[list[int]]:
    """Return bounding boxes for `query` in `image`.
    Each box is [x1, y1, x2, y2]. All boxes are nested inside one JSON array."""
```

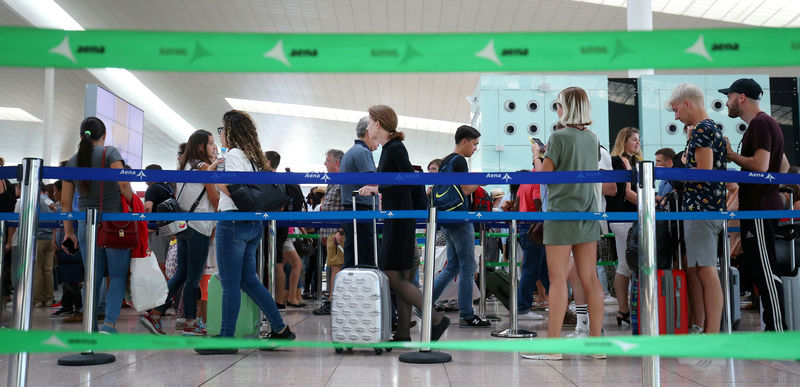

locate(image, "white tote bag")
[[130, 251, 169, 312]]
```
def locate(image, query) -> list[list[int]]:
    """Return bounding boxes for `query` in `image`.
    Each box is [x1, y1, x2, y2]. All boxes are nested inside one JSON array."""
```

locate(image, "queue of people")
[[0, 79, 792, 361]]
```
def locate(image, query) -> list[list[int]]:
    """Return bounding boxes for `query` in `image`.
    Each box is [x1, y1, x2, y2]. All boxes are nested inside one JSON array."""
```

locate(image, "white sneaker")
[[604, 295, 618, 305], [521, 353, 563, 360], [517, 310, 544, 320], [691, 324, 704, 334], [566, 327, 589, 338]]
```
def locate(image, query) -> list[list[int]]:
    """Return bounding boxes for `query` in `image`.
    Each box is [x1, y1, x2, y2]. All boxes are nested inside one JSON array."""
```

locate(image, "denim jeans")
[[156, 227, 209, 320], [216, 220, 285, 337], [432, 222, 477, 319], [517, 225, 549, 312], [78, 221, 131, 329]]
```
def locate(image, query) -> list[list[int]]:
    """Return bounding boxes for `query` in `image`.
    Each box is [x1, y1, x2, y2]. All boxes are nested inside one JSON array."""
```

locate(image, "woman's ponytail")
[[77, 117, 106, 194]]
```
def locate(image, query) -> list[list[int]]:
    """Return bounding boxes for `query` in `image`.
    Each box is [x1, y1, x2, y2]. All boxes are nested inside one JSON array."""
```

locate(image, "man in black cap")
[[721, 78, 789, 331]]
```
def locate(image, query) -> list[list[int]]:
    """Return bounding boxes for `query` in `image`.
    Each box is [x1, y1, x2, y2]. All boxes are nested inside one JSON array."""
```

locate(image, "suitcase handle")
[[351, 190, 379, 269]]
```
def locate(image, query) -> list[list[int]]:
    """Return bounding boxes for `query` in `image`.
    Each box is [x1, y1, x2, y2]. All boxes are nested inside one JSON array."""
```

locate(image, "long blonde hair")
[[222, 110, 270, 171], [611, 127, 643, 161]]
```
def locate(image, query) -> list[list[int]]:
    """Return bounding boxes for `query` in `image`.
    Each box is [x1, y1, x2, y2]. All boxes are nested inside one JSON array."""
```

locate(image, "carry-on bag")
[[330, 192, 392, 354], [632, 269, 688, 335], [206, 272, 260, 337]]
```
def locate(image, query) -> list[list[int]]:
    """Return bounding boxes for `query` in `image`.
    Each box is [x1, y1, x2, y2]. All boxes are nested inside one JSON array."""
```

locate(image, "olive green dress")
[[543, 126, 602, 245]]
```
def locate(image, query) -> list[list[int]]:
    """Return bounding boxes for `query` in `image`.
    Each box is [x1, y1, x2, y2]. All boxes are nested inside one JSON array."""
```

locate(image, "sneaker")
[[313, 301, 331, 315], [50, 308, 74, 318], [50, 301, 62, 308], [566, 327, 589, 338], [604, 295, 618, 305], [175, 318, 186, 331], [518, 310, 544, 320], [195, 335, 238, 355], [589, 353, 608, 360], [531, 301, 548, 311], [521, 353, 563, 361], [62, 311, 83, 324], [259, 327, 296, 351], [139, 313, 166, 335], [183, 319, 208, 336], [691, 324, 704, 334], [99, 323, 118, 334], [459, 315, 491, 328]]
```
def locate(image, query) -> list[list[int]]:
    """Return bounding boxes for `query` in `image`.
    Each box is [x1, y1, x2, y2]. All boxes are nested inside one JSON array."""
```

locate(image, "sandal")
[[616, 311, 630, 326]]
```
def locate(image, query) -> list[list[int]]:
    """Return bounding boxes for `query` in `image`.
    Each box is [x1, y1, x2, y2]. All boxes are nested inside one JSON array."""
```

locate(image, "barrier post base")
[[491, 328, 537, 338], [399, 350, 452, 364], [57, 352, 116, 366]]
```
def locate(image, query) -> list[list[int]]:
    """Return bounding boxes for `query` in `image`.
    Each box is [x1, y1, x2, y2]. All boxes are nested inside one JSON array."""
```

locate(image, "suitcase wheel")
[[334, 347, 344, 354], [347, 347, 354, 352], [374, 348, 383, 355], [385, 348, 392, 353]]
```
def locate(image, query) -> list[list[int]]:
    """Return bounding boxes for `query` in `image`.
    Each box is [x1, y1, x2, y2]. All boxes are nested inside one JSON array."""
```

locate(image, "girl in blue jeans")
[[196, 110, 294, 355], [61, 117, 134, 334]]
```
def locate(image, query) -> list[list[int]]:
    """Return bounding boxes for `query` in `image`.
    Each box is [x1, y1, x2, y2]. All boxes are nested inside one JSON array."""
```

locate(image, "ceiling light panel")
[[0, 107, 42, 122], [572, 0, 800, 27], [226, 98, 464, 134]]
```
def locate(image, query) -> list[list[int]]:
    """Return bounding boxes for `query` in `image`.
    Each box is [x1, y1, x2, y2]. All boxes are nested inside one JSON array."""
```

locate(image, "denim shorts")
[[684, 219, 724, 267]]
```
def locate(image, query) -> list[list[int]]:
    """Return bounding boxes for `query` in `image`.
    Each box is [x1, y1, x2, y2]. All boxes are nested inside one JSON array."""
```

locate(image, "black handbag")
[[293, 238, 315, 257], [227, 161, 290, 212]]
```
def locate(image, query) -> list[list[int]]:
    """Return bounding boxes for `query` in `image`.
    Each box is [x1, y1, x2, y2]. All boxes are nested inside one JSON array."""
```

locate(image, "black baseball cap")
[[718, 78, 763, 100]]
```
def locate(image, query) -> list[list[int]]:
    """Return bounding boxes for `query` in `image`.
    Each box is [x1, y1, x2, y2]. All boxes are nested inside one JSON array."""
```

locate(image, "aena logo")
[[711, 43, 739, 51], [485, 173, 502, 178], [304, 173, 321, 179], [77, 46, 105, 54], [119, 170, 137, 176], [290, 49, 318, 57]]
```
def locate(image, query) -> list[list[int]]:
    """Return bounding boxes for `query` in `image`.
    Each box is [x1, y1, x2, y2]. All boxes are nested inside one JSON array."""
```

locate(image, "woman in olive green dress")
[[523, 87, 605, 361]]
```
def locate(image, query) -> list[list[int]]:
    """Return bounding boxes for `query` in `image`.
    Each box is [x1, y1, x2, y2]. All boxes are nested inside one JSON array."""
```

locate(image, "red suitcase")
[[634, 269, 689, 335]]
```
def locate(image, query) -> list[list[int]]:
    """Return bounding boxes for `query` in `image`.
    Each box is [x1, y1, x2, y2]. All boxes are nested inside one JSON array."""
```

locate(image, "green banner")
[[0, 329, 798, 360], [0, 26, 798, 72]]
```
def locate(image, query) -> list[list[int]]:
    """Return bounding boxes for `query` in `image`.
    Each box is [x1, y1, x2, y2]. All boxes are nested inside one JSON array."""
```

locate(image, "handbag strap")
[[175, 163, 207, 213]]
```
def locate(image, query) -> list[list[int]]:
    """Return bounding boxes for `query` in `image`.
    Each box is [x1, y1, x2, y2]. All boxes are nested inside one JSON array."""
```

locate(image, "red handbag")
[[96, 147, 138, 250]]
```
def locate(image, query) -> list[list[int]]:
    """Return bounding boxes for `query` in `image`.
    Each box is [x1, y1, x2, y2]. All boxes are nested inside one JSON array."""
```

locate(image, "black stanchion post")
[[316, 236, 323, 302], [0, 219, 6, 327], [399, 206, 451, 364], [7, 159, 42, 387], [491, 219, 536, 338], [57, 208, 115, 367], [637, 161, 660, 386], [257, 232, 267, 332], [478, 223, 500, 322], [268, 220, 277, 297]]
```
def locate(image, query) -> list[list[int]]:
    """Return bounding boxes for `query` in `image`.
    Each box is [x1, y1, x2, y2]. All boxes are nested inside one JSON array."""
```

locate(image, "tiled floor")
[[0, 297, 797, 386]]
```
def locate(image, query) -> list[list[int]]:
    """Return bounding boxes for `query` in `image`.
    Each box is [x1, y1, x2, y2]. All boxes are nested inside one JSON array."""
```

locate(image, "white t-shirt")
[[217, 148, 256, 212], [177, 162, 216, 236]]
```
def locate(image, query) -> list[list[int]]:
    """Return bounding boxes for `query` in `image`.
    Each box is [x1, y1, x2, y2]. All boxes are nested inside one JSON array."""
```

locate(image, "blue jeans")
[[432, 222, 476, 319], [517, 226, 549, 312], [78, 222, 131, 329], [156, 227, 209, 320], [216, 220, 285, 337]]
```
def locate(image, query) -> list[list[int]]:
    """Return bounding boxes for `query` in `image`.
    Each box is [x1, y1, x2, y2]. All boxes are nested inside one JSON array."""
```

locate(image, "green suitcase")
[[206, 272, 260, 337]]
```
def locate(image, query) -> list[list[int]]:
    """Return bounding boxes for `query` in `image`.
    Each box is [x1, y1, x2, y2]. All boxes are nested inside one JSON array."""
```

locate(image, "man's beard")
[[727, 100, 741, 118]]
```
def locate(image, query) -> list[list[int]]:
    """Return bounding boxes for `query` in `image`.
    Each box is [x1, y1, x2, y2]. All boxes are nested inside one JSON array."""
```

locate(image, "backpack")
[[470, 186, 493, 212], [284, 184, 306, 212], [430, 154, 466, 211]]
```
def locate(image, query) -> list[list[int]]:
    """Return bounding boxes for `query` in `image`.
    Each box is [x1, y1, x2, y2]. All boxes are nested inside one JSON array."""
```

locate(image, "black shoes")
[[459, 315, 491, 328], [195, 336, 238, 355], [313, 301, 331, 315], [259, 327, 296, 351], [431, 317, 450, 341]]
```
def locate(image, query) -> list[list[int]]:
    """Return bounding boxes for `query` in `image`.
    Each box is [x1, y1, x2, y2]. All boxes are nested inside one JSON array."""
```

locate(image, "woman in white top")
[[196, 110, 294, 354], [140, 129, 221, 336]]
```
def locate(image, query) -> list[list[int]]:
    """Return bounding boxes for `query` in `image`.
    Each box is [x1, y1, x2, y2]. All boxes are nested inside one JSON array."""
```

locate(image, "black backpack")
[[284, 184, 307, 212]]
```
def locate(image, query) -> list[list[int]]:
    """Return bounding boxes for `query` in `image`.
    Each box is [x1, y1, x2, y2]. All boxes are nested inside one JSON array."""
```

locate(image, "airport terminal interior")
[[2, 0, 800, 386]]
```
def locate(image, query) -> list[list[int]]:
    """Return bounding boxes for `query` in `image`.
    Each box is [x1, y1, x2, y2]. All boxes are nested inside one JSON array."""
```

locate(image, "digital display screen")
[[85, 84, 144, 169]]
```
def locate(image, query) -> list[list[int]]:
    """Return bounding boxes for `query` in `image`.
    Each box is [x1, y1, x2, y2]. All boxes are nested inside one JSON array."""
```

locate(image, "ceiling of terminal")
[[1, 0, 799, 172]]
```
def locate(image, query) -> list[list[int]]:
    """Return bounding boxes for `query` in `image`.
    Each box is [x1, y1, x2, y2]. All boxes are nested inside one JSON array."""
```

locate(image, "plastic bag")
[[130, 251, 168, 312]]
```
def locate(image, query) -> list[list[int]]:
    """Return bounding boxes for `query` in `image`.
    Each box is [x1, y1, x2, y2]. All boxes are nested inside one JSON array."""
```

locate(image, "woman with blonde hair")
[[605, 127, 642, 326], [523, 87, 605, 360]]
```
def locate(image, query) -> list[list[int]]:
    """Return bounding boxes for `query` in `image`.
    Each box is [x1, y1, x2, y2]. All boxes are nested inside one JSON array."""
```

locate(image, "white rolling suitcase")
[[330, 192, 392, 354]]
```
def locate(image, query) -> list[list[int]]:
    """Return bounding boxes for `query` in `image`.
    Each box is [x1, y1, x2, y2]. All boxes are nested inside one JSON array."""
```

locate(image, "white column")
[[42, 67, 55, 167], [627, 0, 654, 78]]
